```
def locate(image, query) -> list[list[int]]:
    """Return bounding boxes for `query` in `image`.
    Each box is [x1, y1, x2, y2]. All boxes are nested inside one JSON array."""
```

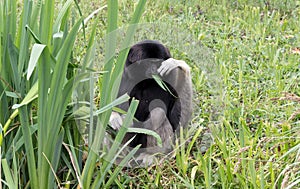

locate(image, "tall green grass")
[[0, 0, 146, 188]]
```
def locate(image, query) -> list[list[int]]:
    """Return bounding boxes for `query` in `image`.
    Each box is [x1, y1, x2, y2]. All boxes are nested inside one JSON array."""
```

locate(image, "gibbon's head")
[[126, 40, 171, 66]]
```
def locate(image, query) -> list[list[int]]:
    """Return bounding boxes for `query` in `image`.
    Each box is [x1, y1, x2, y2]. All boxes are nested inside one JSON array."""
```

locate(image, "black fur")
[[125, 40, 171, 66]]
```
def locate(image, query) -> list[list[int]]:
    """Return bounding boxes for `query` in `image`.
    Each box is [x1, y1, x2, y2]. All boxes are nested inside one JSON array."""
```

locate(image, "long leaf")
[[1, 159, 16, 188], [37, 43, 51, 187], [19, 106, 38, 189], [47, 19, 82, 129], [110, 0, 146, 101], [39, 0, 54, 44], [47, 128, 64, 189], [17, 0, 32, 77], [100, 0, 118, 107], [7, 35, 20, 92], [53, 0, 73, 33], [74, 94, 130, 120], [0, 81, 8, 123]]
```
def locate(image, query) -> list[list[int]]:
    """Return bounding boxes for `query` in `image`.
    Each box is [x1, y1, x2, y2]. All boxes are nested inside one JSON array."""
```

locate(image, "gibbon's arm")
[[157, 58, 191, 92], [158, 58, 193, 128]]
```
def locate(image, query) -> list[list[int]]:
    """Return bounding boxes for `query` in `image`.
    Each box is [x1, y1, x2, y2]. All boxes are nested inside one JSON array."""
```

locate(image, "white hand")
[[109, 112, 123, 130], [157, 58, 178, 76]]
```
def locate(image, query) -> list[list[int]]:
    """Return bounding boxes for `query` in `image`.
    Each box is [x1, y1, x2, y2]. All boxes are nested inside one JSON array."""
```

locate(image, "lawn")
[[0, 0, 299, 188]]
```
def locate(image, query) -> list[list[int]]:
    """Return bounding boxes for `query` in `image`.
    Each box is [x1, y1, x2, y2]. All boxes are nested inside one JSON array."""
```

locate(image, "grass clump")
[[0, 0, 145, 188]]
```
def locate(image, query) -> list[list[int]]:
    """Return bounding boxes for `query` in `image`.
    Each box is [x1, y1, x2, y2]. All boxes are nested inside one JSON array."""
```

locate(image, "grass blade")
[[7, 36, 20, 92], [1, 159, 16, 188], [19, 106, 38, 189], [53, 0, 73, 33], [27, 44, 46, 80], [127, 127, 162, 147]]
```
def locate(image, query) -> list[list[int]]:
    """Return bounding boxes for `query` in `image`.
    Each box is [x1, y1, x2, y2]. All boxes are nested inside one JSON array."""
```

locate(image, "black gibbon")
[[109, 40, 192, 155]]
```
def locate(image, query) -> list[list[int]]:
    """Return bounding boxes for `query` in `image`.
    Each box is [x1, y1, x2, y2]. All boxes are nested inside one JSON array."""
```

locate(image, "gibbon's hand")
[[109, 112, 123, 130], [158, 58, 190, 76]]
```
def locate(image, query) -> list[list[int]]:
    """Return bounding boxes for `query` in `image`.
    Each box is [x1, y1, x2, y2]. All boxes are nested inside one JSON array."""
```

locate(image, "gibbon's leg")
[[143, 107, 174, 150]]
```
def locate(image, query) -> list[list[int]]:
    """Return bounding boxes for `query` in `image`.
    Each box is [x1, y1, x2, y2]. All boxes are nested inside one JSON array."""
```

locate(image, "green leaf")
[[27, 44, 46, 80], [5, 91, 21, 98], [25, 25, 42, 44], [17, 0, 32, 76], [12, 81, 38, 109], [127, 127, 162, 147], [74, 94, 130, 119], [47, 128, 65, 189], [0, 82, 8, 123], [152, 74, 167, 91], [19, 105, 38, 189], [1, 159, 17, 188], [53, 0, 73, 33], [7, 35, 20, 92], [152, 74, 178, 98]]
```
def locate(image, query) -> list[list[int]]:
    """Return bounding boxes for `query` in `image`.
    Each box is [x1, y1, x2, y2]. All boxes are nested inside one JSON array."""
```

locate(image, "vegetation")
[[0, 0, 299, 188]]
